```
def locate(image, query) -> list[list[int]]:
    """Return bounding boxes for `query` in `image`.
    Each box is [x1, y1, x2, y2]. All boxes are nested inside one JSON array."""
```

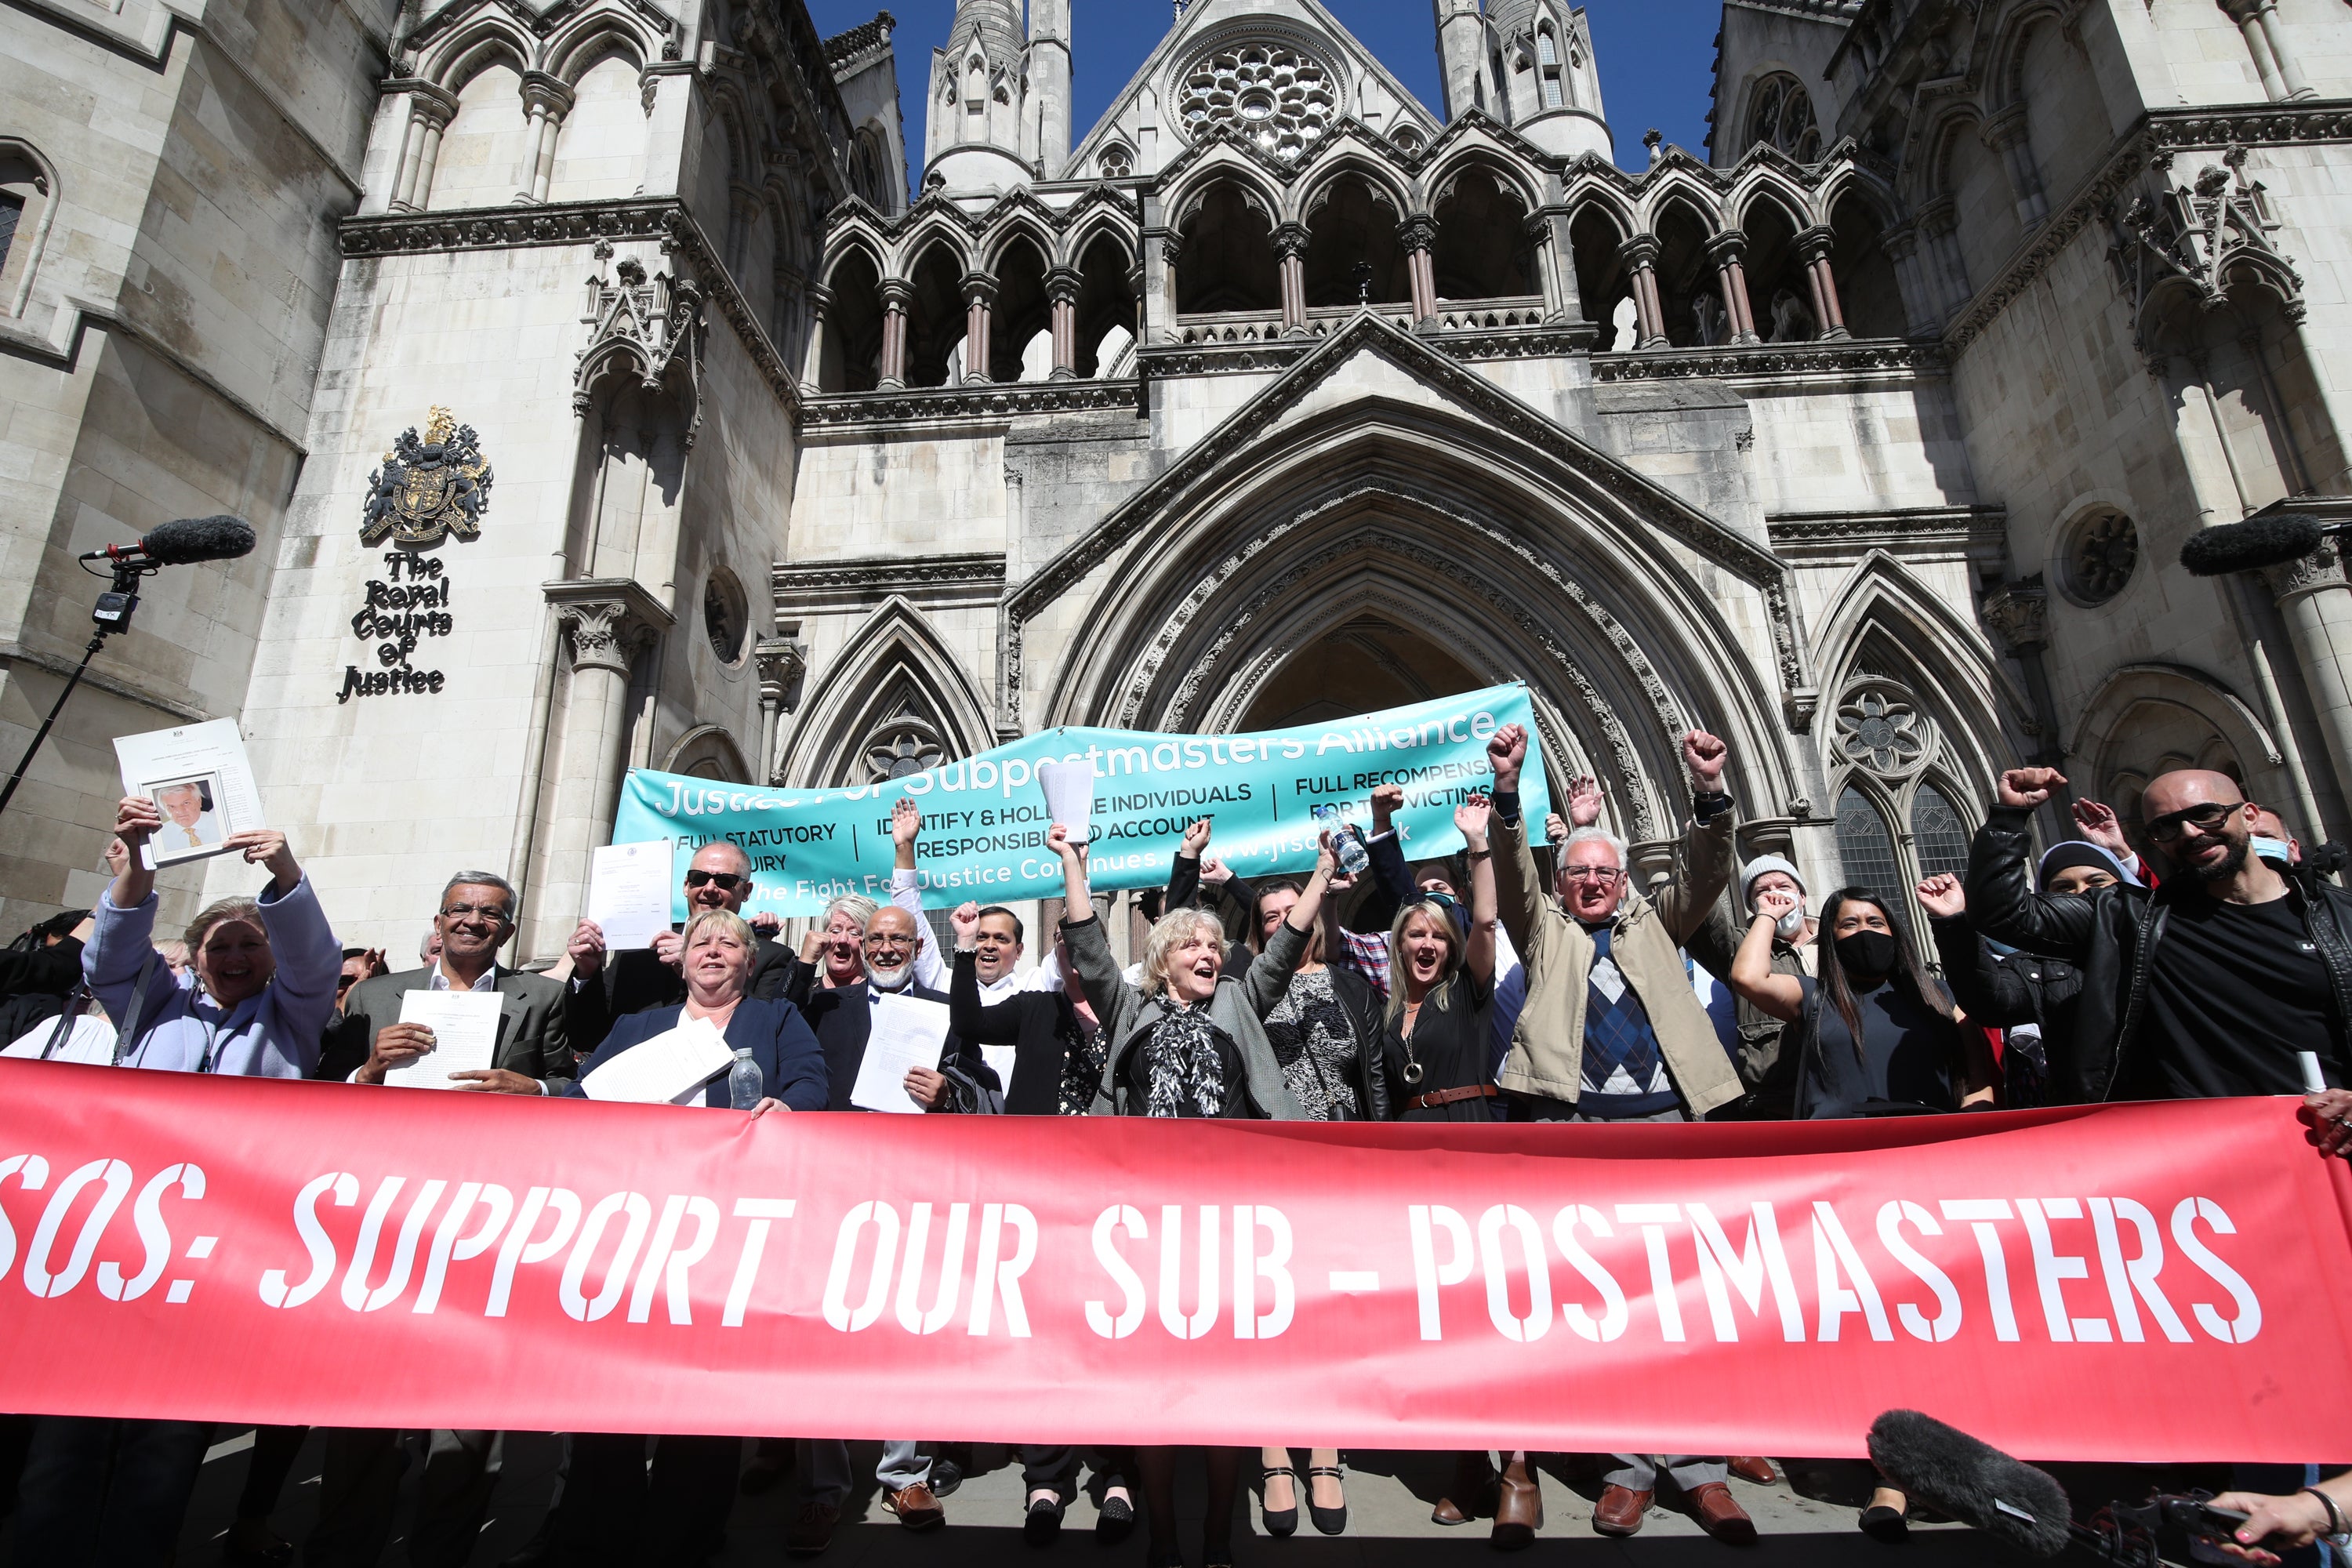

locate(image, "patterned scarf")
[[1142, 1001, 1229, 1119]]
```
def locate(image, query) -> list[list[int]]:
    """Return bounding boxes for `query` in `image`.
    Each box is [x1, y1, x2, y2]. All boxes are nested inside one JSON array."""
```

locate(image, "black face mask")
[[1835, 930, 1900, 978]]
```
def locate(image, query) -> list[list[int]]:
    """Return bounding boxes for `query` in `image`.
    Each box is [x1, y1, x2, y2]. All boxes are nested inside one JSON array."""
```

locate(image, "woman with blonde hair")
[[1053, 822, 1331, 1568]]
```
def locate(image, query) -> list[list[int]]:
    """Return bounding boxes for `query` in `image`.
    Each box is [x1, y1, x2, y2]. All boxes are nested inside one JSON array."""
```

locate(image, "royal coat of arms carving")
[[361, 408, 494, 547]]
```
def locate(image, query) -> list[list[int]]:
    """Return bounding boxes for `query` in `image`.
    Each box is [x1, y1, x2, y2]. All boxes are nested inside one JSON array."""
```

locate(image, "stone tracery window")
[[2061, 510, 2138, 606], [1835, 684, 1932, 777], [702, 568, 748, 665], [1746, 73, 1821, 163], [862, 713, 946, 780], [1098, 142, 1134, 179], [1178, 43, 1337, 162]]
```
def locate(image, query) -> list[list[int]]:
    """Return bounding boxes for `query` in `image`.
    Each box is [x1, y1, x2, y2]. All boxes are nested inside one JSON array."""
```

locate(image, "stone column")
[[1979, 579, 2075, 815], [753, 635, 804, 786], [517, 73, 573, 204], [2266, 540, 2352, 808], [535, 580, 673, 956], [1045, 266, 1082, 379], [1983, 106, 2050, 232], [1526, 208, 1580, 324], [1880, 221, 1944, 337], [1705, 230, 1759, 343], [2223, 0, 2312, 100], [1620, 234, 1667, 348], [1146, 234, 1180, 341], [960, 272, 995, 383], [1916, 199, 1973, 317], [1399, 215, 1439, 323], [800, 281, 831, 391], [1795, 224, 1849, 340], [1272, 222, 1309, 335], [391, 87, 457, 211], [877, 278, 913, 388]]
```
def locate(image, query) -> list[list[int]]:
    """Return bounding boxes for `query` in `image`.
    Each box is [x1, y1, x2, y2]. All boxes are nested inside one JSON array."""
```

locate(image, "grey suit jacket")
[[339, 964, 575, 1087]]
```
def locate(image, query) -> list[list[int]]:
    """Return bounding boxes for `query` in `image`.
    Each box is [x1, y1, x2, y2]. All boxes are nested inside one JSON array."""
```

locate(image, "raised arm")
[[1730, 886, 1805, 1023], [1458, 791, 1499, 986], [1484, 722, 1547, 956], [1052, 826, 1137, 1046], [1242, 835, 1335, 1017], [1918, 873, 2035, 1027], [1165, 817, 1212, 909], [1964, 769, 2100, 960], [891, 798, 947, 991], [1650, 730, 1734, 943]]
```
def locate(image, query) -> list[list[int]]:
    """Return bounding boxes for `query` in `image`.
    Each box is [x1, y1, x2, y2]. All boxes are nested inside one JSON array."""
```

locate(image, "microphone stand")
[[0, 557, 155, 819]]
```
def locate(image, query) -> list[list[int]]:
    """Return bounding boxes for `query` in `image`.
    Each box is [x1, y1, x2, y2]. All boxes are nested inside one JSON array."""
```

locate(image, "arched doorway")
[[1236, 614, 1489, 729]]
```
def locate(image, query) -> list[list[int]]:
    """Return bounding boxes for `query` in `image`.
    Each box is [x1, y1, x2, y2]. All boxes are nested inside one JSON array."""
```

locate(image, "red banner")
[[2, 1058, 2349, 1461]]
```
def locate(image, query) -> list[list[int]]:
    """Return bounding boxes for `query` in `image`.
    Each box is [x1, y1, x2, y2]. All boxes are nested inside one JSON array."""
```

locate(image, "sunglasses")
[[684, 869, 749, 891], [1410, 890, 1461, 910], [2144, 800, 2242, 844]]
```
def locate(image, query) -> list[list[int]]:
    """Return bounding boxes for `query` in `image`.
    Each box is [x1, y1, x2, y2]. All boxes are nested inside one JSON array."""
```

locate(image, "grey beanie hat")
[[1740, 854, 1806, 907]]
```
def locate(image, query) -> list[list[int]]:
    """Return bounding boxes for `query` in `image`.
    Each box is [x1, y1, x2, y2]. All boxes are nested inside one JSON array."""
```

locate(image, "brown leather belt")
[[1406, 1083, 1500, 1111]]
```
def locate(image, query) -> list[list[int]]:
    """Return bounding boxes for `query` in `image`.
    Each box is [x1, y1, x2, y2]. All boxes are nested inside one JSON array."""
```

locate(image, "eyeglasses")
[[1559, 867, 1624, 884], [2145, 800, 2242, 844], [863, 932, 916, 949], [439, 903, 512, 923], [684, 869, 748, 891]]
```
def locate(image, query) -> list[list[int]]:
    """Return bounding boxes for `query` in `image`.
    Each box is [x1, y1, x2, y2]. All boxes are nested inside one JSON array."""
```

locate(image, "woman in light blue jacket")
[[79, 792, 338, 1078], [13, 793, 340, 1566]]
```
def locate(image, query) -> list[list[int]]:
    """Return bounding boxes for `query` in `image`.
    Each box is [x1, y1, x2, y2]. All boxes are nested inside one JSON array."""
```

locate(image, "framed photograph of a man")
[[114, 719, 261, 870], [146, 772, 227, 865]]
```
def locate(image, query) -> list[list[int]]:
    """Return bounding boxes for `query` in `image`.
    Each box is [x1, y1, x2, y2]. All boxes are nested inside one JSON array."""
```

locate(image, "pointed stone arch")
[[664, 724, 754, 782], [775, 597, 995, 788]]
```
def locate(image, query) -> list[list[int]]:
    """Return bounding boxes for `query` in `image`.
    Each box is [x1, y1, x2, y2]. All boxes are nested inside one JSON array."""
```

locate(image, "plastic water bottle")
[[728, 1047, 764, 1109], [1312, 803, 1371, 877]]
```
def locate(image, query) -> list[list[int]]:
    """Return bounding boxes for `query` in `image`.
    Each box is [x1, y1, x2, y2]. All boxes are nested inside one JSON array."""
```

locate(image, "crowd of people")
[[1, 720, 2347, 1568]]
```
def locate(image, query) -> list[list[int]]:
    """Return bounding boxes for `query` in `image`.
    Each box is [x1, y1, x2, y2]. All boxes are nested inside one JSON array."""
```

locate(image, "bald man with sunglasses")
[[564, 840, 800, 1054], [1967, 766, 2352, 1105]]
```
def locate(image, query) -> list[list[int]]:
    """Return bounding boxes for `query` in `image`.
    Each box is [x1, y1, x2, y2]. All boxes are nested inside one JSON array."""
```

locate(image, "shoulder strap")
[[38, 987, 86, 1061], [111, 946, 162, 1066]]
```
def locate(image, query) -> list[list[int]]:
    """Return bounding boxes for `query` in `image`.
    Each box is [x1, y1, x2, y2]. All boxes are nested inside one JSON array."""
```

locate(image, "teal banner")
[[611, 683, 1550, 916]]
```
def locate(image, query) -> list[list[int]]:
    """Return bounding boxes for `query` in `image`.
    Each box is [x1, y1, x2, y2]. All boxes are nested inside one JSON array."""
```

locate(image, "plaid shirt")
[[1329, 925, 1391, 1002]]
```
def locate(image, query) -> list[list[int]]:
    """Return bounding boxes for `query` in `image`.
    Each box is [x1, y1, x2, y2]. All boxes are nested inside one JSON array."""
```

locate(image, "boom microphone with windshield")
[[76, 514, 256, 568], [1871, 1410, 2288, 1566], [0, 514, 257, 820], [2178, 512, 2336, 577]]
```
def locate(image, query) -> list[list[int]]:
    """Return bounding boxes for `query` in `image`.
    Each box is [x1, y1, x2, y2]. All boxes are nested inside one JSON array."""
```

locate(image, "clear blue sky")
[[804, 0, 1724, 178]]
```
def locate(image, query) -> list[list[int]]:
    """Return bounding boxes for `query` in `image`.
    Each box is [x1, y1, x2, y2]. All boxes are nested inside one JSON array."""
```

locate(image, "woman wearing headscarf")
[[1054, 824, 1329, 1568], [1917, 840, 2138, 1106], [12, 795, 340, 1564], [1730, 882, 1994, 1538]]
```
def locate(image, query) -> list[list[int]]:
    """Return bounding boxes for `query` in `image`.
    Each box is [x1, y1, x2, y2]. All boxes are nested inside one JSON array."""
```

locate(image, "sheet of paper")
[[113, 718, 263, 869], [384, 990, 501, 1089], [1037, 759, 1098, 844], [579, 1015, 733, 1105], [851, 993, 953, 1114], [978, 1044, 1017, 1098], [588, 840, 675, 951]]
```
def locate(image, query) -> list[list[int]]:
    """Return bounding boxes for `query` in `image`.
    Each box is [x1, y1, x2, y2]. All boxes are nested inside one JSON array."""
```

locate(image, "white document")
[[384, 990, 502, 1089], [113, 718, 263, 869], [579, 1015, 734, 1105], [588, 840, 675, 951], [851, 993, 953, 1114], [1037, 758, 1098, 844]]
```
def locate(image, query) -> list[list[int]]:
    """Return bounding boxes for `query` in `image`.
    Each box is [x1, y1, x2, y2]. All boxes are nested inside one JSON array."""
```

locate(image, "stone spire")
[[924, 0, 1064, 193]]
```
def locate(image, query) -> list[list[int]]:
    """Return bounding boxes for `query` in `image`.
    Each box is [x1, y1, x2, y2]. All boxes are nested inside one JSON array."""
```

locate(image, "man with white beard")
[[787, 902, 984, 1552]]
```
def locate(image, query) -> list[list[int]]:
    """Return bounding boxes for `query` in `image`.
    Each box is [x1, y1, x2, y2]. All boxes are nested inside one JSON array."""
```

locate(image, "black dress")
[[1794, 975, 1959, 1119], [1381, 971, 1497, 1123]]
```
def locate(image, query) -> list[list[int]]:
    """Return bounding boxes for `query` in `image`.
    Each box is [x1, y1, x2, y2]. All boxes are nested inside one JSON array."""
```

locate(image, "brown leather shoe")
[[1592, 1483, 1651, 1537], [786, 1500, 840, 1555], [883, 1481, 946, 1531], [1727, 1456, 1776, 1486], [1490, 1457, 1542, 1550], [1689, 1482, 1758, 1544], [1434, 1451, 1498, 1525]]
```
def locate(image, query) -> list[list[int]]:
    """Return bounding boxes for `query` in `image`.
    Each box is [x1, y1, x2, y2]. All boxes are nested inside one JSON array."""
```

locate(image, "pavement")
[[93, 1431, 2012, 1566]]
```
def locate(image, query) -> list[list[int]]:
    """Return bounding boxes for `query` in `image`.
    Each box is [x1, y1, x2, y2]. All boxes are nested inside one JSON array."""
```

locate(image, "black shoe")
[[1203, 1537, 1234, 1568], [1095, 1492, 1137, 1543], [1024, 1494, 1065, 1546], [930, 1457, 963, 1497], [1146, 1538, 1185, 1568], [1859, 1504, 1908, 1543], [1307, 1464, 1348, 1536], [1261, 1464, 1299, 1537]]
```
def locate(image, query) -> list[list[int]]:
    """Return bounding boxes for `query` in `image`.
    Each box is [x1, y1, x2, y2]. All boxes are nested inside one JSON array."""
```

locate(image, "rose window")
[[1835, 688, 1930, 776], [2064, 510, 2138, 605], [1178, 44, 1337, 162]]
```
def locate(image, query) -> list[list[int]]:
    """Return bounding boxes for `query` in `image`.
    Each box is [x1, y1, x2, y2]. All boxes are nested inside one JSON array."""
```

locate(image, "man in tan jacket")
[[1484, 720, 1757, 1548]]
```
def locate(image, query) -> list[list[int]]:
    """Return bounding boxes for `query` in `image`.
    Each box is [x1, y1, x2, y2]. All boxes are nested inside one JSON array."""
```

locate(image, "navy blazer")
[[565, 995, 829, 1110]]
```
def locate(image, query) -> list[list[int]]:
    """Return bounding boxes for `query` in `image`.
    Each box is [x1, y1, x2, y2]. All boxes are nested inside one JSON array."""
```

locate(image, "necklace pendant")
[[1402, 1060, 1424, 1087]]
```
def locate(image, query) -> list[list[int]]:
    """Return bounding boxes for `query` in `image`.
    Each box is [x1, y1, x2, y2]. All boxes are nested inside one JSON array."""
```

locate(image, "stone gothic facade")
[[1, 0, 2348, 956]]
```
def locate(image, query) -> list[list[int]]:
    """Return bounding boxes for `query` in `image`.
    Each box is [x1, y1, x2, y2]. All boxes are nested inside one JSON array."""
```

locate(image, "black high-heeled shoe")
[[1307, 1464, 1348, 1536], [1859, 1504, 1909, 1542], [1260, 1464, 1299, 1537]]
